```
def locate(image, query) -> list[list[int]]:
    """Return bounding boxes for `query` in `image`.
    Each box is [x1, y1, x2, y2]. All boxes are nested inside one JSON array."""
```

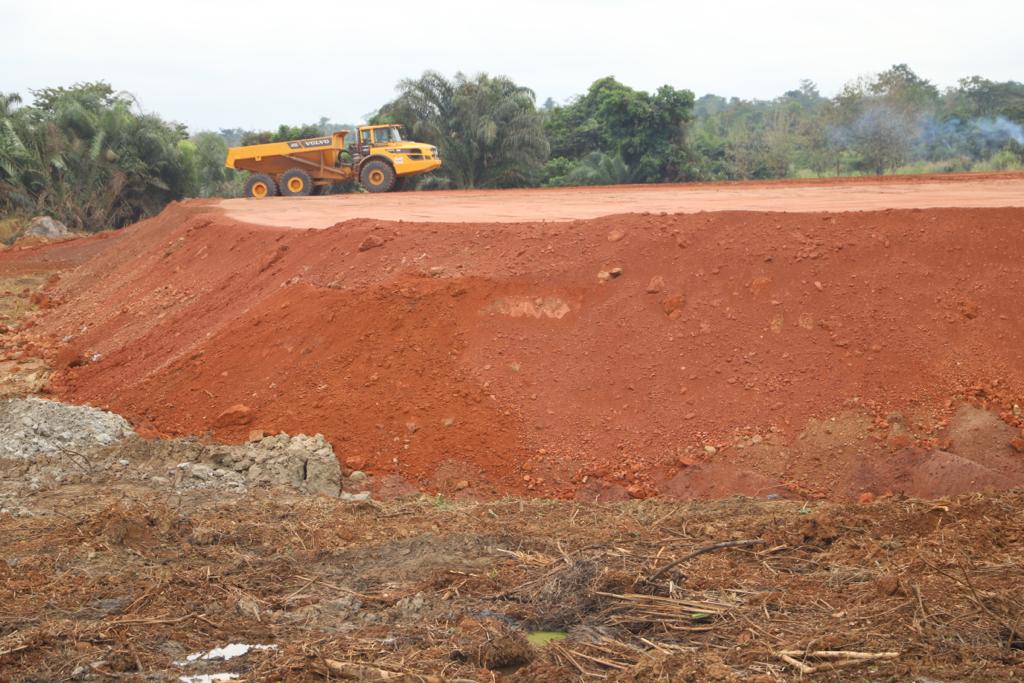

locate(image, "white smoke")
[[829, 110, 1024, 162], [970, 116, 1024, 145]]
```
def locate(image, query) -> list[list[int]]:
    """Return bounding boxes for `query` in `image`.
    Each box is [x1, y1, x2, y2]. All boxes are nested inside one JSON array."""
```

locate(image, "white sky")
[[2, 0, 1022, 133]]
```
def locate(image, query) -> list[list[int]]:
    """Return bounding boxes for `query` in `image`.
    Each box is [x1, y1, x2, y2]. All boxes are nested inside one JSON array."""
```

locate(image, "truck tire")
[[245, 173, 277, 199], [280, 168, 314, 196], [360, 159, 396, 193]]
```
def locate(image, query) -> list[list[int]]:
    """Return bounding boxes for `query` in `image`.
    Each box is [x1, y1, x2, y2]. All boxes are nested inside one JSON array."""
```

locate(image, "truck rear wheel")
[[281, 168, 314, 197], [245, 173, 277, 199], [360, 160, 396, 193]]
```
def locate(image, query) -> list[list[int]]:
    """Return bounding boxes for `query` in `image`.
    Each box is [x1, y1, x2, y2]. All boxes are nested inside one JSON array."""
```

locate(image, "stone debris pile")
[[0, 397, 133, 458], [0, 399, 349, 515]]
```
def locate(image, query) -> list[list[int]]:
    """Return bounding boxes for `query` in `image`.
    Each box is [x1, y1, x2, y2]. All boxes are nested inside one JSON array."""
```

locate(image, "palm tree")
[[0, 83, 189, 230], [378, 71, 549, 189]]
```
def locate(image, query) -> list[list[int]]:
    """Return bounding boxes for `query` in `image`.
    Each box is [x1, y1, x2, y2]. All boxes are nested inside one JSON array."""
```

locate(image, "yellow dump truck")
[[224, 124, 441, 198]]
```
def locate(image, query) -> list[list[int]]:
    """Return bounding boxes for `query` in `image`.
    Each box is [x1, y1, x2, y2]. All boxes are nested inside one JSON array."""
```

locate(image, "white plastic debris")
[[179, 675, 239, 683], [175, 643, 277, 666]]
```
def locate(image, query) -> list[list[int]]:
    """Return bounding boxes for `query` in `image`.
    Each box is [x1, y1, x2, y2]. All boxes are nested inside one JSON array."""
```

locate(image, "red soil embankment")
[[14, 200, 1024, 499]]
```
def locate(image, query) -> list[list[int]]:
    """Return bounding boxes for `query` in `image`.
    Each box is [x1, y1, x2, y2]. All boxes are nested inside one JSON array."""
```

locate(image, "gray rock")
[[24, 216, 68, 238], [0, 398, 133, 459], [189, 464, 214, 480], [246, 453, 304, 487], [305, 448, 341, 496]]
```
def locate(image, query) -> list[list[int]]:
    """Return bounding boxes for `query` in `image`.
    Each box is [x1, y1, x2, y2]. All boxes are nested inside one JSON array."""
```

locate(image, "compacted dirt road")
[[221, 173, 1024, 226]]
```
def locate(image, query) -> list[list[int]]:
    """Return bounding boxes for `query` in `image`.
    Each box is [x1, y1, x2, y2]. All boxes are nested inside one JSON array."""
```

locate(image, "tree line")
[[2, 65, 1023, 232]]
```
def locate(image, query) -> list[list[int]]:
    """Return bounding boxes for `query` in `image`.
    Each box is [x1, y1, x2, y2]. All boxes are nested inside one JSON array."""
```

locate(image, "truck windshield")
[[373, 127, 402, 143]]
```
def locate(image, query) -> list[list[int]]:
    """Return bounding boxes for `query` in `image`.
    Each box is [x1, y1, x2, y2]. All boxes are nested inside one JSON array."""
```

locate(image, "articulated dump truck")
[[225, 124, 441, 198]]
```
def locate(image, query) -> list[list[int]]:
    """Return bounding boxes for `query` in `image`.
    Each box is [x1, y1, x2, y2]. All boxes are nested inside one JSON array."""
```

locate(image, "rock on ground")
[[242, 433, 341, 495], [24, 216, 69, 238], [0, 397, 133, 458]]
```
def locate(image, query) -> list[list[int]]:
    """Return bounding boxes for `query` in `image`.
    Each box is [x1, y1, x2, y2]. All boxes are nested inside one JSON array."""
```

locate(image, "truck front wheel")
[[360, 160, 396, 193]]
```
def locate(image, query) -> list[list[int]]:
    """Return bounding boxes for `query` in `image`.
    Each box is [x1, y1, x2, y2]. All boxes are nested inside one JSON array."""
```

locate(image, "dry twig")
[[645, 539, 765, 583], [777, 649, 900, 674], [323, 658, 443, 682]]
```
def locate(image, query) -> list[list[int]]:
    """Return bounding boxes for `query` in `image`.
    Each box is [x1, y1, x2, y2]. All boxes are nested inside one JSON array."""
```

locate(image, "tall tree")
[[0, 82, 190, 229], [377, 71, 549, 188], [543, 77, 695, 184], [952, 77, 1024, 121], [828, 68, 940, 175], [179, 132, 242, 198]]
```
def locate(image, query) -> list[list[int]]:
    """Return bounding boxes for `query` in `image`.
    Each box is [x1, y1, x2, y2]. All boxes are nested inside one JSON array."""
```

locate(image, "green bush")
[[0, 83, 191, 230]]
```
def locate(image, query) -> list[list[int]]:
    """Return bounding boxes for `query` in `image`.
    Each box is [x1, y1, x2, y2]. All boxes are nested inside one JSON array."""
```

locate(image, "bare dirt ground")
[[220, 173, 1024, 226], [1, 173, 1023, 680]]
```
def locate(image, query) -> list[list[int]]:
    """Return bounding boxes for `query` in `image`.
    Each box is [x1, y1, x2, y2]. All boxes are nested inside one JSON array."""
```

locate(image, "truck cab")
[[354, 125, 433, 155], [351, 125, 441, 192], [358, 125, 404, 147]]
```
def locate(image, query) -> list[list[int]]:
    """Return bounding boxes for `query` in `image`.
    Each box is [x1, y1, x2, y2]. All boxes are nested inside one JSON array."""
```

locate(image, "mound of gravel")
[[0, 398, 350, 515], [173, 432, 341, 496], [0, 397, 134, 459]]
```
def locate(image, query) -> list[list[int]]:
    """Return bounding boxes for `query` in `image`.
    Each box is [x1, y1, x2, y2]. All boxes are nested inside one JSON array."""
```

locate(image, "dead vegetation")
[[2, 485, 1022, 681]]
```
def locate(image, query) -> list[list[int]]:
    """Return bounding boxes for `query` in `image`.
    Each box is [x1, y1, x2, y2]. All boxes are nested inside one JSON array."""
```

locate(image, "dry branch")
[[323, 658, 443, 682], [645, 539, 765, 583], [778, 650, 900, 659], [777, 649, 900, 673]]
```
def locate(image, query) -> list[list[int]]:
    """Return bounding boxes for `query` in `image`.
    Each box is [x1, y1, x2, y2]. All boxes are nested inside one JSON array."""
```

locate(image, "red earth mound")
[[10, 201, 1024, 500]]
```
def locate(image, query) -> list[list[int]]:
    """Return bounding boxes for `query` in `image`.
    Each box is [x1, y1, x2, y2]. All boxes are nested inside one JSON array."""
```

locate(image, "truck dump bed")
[[225, 132, 355, 183]]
